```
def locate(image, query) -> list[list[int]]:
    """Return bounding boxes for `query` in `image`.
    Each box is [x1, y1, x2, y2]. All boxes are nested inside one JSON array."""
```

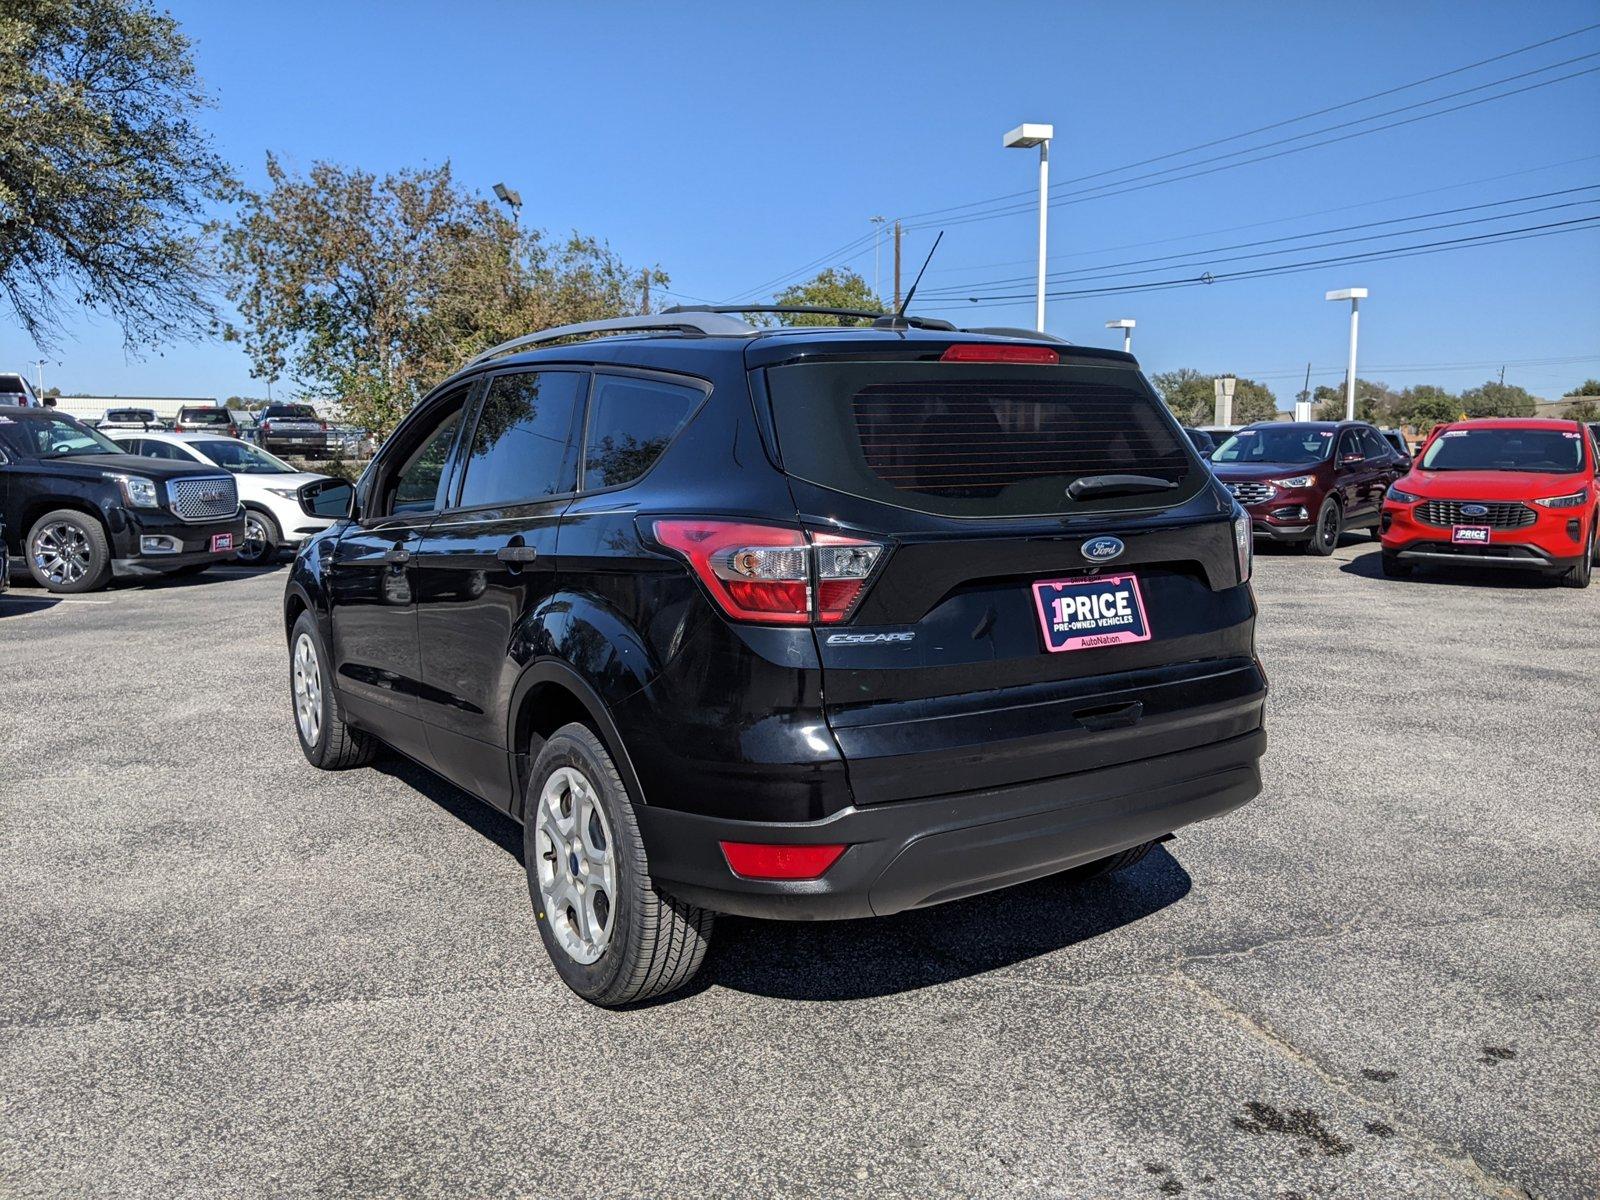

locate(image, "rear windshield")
[[265, 405, 319, 420], [765, 362, 1198, 517], [1421, 427, 1585, 474], [180, 409, 230, 424]]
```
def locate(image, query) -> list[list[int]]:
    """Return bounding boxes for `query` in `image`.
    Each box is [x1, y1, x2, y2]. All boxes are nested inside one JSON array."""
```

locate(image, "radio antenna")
[[895, 231, 943, 320]]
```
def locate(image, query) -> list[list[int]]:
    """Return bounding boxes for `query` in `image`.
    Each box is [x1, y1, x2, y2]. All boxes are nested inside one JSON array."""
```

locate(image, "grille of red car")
[[1415, 500, 1536, 529], [1226, 482, 1276, 506]]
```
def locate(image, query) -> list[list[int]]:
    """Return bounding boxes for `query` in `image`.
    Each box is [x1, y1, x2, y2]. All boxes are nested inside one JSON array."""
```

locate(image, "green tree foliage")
[[1151, 369, 1277, 425], [1566, 398, 1599, 422], [1312, 377, 1396, 423], [1392, 384, 1461, 427], [218, 156, 657, 437], [0, 0, 233, 347], [770, 267, 884, 325], [1459, 379, 1536, 418], [1566, 378, 1600, 396]]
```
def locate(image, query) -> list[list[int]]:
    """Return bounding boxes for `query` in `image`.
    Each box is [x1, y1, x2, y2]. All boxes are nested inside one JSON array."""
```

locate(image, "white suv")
[[107, 431, 343, 565]]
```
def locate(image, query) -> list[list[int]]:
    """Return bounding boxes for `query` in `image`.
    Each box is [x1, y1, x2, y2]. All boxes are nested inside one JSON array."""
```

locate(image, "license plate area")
[[1032, 573, 1152, 653], [1452, 525, 1491, 545], [211, 532, 234, 553]]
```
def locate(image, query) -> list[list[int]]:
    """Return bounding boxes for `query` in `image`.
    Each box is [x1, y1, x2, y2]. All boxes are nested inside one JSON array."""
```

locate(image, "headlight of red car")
[[1385, 484, 1423, 504], [1532, 487, 1589, 509]]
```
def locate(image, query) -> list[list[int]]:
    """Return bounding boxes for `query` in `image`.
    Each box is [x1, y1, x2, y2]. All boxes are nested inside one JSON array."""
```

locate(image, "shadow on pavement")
[[696, 847, 1192, 1002], [1339, 545, 1564, 589], [373, 749, 523, 859], [0, 593, 60, 617]]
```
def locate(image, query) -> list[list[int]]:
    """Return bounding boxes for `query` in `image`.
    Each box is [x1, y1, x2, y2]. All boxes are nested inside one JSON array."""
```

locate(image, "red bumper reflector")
[[719, 841, 847, 881], [940, 343, 1059, 364]]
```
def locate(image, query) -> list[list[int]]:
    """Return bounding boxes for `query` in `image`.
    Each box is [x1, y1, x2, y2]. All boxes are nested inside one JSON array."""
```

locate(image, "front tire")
[[525, 723, 713, 1007], [1303, 498, 1342, 556], [27, 510, 112, 593], [1562, 524, 1594, 588], [236, 509, 281, 566], [290, 612, 374, 768]]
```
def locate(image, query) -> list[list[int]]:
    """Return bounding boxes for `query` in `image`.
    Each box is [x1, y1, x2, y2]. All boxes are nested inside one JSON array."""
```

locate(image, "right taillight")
[[1232, 509, 1252, 584], [651, 519, 884, 626]]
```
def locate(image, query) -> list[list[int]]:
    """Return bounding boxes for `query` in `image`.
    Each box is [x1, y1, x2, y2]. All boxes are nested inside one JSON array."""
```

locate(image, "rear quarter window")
[[765, 361, 1199, 517], [582, 375, 702, 490]]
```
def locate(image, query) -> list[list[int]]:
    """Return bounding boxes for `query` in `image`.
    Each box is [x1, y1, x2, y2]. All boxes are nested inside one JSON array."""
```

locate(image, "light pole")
[[1003, 123, 1054, 332], [1105, 319, 1136, 354], [492, 181, 523, 223], [870, 215, 886, 305], [1325, 288, 1367, 421]]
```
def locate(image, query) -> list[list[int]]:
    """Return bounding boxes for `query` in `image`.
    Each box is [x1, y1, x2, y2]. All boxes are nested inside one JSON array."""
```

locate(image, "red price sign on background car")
[[1032, 573, 1152, 653]]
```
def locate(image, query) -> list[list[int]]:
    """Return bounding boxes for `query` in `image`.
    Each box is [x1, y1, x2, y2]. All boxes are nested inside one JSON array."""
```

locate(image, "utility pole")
[[641, 269, 651, 314], [870, 216, 886, 304], [1499, 364, 1506, 385], [892, 221, 902, 310]]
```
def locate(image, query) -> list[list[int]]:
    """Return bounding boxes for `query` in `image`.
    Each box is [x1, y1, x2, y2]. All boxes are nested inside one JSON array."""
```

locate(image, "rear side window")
[[582, 375, 700, 491], [456, 371, 584, 508], [766, 362, 1198, 517]]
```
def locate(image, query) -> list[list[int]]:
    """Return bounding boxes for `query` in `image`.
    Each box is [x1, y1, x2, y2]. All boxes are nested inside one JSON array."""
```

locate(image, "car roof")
[[1436, 417, 1584, 432], [109, 429, 239, 444]]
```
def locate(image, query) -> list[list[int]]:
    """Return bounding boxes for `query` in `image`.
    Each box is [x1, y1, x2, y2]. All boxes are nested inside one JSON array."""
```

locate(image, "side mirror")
[[305, 479, 355, 519]]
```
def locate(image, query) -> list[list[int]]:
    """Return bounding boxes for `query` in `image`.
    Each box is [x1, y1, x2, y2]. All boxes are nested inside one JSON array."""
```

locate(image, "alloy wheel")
[[292, 633, 323, 747], [534, 766, 618, 965], [31, 522, 92, 587], [239, 513, 271, 564], [1318, 504, 1340, 551]]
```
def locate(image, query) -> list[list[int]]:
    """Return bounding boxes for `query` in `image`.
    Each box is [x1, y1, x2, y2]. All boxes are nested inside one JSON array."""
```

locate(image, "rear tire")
[[26, 510, 112, 593], [290, 611, 375, 768], [1381, 551, 1413, 578], [525, 723, 713, 1007], [1072, 840, 1157, 881], [1303, 498, 1342, 556]]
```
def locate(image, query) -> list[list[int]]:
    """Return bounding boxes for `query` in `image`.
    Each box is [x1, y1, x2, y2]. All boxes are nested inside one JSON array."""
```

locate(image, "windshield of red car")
[[1420, 428, 1584, 474]]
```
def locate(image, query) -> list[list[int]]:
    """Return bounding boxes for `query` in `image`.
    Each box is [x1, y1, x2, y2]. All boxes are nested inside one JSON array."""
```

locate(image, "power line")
[[721, 228, 880, 303], [920, 215, 1600, 307], [896, 21, 1600, 225], [901, 60, 1600, 233], [919, 185, 1600, 297]]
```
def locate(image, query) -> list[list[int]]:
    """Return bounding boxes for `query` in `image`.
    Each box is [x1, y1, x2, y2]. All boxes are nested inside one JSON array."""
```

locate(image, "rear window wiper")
[[1067, 473, 1180, 501]]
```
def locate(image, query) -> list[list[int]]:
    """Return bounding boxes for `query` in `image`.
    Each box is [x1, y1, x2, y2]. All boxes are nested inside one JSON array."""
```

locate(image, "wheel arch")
[[506, 659, 647, 823], [19, 497, 109, 543]]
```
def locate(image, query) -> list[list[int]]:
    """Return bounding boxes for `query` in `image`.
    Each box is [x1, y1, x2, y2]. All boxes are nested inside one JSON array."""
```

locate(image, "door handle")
[[384, 547, 412, 565], [496, 544, 539, 565]]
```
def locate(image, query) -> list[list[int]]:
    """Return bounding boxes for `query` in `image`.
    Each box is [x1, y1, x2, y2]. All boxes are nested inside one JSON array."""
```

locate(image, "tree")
[[1567, 398, 1600, 422], [1459, 379, 1536, 418], [1393, 384, 1460, 427], [1230, 377, 1279, 424], [0, 0, 234, 348], [1566, 378, 1600, 397], [1150, 368, 1215, 425], [1312, 377, 1396, 423], [771, 268, 884, 325], [219, 156, 655, 437]]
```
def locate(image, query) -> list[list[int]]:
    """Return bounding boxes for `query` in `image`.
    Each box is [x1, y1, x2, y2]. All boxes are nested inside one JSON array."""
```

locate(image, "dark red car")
[[1381, 418, 1598, 587], [1210, 421, 1407, 555]]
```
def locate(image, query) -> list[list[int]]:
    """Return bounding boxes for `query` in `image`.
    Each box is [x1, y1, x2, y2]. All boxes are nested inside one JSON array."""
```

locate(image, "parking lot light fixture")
[[1325, 288, 1368, 421], [492, 181, 523, 223], [1105, 318, 1136, 354], [1003, 123, 1054, 333]]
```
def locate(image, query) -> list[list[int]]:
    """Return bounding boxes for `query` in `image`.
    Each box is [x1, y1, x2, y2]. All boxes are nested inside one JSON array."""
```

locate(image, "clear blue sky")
[[9, 0, 1600, 403]]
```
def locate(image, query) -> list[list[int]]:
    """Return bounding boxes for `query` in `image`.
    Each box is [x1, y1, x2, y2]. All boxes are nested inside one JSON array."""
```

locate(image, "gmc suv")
[[0, 409, 245, 592], [284, 311, 1268, 1005]]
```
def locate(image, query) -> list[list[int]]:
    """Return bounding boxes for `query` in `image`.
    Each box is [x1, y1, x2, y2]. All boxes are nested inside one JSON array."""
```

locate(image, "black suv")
[[0, 409, 246, 591], [284, 312, 1267, 1005], [256, 404, 335, 456]]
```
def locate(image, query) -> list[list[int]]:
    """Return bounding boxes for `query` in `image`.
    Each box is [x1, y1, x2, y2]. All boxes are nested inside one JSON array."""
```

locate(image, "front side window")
[[456, 371, 584, 509], [583, 375, 701, 490], [191, 439, 294, 474], [1360, 428, 1390, 460], [390, 411, 463, 515]]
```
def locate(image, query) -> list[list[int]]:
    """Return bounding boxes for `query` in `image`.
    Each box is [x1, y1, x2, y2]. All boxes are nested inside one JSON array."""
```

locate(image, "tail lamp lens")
[[1232, 509, 1252, 584], [652, 519, 883, 625], [720, 841, 847, 880]]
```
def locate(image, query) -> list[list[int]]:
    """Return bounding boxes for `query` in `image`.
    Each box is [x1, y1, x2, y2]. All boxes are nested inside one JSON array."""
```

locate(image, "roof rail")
[[465, 311, 757, 367], [664, 303, 886, 322], [963, 326, 1073, 345]]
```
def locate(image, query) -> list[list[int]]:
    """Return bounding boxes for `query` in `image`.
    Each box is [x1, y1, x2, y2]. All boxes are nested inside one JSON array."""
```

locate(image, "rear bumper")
[[637, 727, 1265, 920]]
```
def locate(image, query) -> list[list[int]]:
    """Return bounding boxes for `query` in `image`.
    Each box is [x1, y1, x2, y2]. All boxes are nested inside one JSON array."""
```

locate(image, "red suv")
[[1381, 418, 1597, 588], [1210, 421, 1407, 555]]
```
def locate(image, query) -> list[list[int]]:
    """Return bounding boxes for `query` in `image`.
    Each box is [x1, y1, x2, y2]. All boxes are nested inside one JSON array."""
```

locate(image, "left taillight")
[[651, 519, 884, 626]]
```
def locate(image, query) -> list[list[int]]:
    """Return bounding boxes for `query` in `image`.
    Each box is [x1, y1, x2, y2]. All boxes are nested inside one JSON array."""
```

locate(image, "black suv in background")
[[285, 312, 1267, 1005], [257, 404, 336, 456], [0, 409, 245, 591]]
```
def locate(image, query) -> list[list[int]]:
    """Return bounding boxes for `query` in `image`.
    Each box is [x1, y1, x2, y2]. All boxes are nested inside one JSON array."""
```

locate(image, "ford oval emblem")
[[1082, 536, 1125, 563], [1460, 503, 1489, 517]]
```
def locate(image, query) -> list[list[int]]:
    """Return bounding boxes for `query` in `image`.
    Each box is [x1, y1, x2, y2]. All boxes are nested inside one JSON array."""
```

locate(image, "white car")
[[106, 430, 345, 565]]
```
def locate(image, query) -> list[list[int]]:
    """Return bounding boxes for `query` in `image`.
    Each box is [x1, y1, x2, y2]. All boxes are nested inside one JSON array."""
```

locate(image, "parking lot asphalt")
[[2, 541, 1596, 1200]]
